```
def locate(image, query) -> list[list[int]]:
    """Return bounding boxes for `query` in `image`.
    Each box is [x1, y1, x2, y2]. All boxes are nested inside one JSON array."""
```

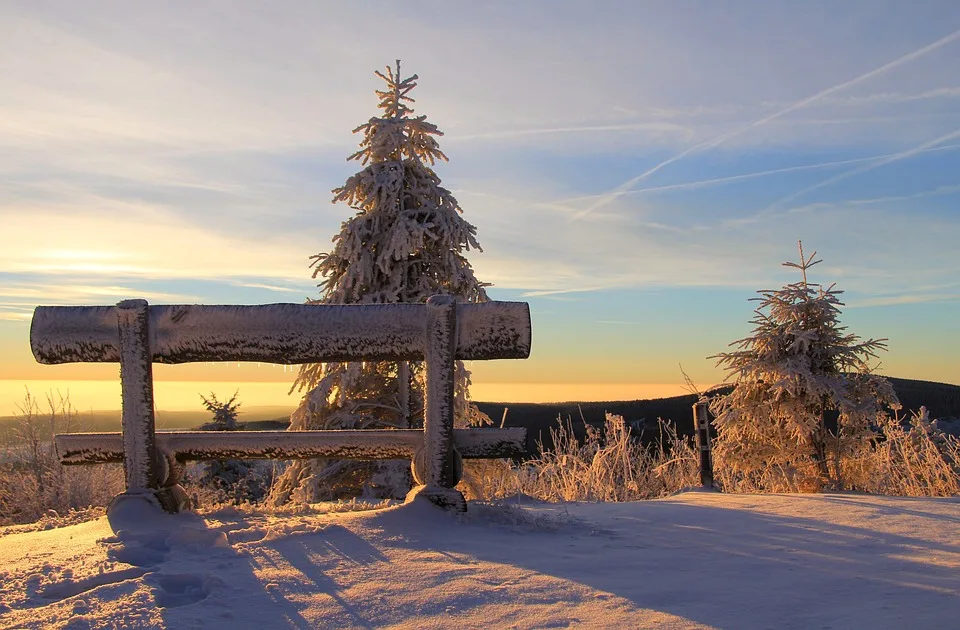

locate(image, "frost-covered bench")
[[30, 295, 531, 514]]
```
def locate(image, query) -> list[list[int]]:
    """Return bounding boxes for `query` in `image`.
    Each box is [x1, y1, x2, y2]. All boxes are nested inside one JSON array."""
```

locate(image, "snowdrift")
[[1, 491, 958, 629]]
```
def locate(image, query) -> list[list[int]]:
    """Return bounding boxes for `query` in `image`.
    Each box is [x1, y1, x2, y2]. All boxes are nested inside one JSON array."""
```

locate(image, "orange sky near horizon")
[[0, 379, 692, 417]]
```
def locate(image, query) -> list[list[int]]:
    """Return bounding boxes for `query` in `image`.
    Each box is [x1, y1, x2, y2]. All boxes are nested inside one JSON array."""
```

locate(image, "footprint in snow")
[[146, 573, 224, 608]]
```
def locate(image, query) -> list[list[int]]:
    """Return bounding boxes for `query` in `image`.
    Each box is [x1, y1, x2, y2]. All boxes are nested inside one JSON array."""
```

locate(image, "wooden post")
[[410, 295, 466, 511], [692, 402, 714, 489], [116, 299, 160, 493]]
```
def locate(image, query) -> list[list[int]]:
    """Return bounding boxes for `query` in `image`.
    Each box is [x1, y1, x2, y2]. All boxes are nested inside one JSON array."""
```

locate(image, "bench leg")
[[409, 295, 466, 512], [114, 299, 177, 513]]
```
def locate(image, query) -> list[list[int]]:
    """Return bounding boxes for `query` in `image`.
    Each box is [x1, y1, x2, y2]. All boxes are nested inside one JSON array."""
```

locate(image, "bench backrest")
[[31, 300, 531, 364]]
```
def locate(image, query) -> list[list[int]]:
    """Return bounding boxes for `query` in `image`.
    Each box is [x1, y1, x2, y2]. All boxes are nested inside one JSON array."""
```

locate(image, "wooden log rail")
[[31, 296, 531, 514], [55, 428, 528, 464]]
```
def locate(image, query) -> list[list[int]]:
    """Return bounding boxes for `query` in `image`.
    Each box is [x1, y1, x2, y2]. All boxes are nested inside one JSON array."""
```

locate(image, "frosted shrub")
[[460, 414, 699, 502], [180, 460, 280, 509], [0, 390, 123, 525], [842, 407, 960, 496], [189, 392, 272, 506], [709, 243, 898, 492]]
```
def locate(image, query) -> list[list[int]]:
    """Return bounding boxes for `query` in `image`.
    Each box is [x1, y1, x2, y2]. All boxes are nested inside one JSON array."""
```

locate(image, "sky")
[[1, 1, 959, 413]]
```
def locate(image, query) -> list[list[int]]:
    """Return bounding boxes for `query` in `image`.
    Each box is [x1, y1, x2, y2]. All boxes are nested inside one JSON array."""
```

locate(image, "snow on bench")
[[31, 295, 531, 514]]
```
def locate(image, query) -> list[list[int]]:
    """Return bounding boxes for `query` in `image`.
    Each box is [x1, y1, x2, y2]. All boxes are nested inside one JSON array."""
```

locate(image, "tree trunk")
[[809, 405, 831, 487]]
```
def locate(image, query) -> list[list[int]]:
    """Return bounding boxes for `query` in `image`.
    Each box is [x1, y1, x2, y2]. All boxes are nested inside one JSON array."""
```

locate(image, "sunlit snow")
[[1, 491, 958, 629]]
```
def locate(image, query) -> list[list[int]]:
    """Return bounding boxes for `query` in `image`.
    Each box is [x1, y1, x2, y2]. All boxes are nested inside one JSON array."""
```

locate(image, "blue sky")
[[1, 1, 958, 406]]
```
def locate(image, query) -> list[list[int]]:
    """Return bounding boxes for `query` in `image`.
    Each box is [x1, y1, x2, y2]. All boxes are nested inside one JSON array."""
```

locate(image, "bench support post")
[[117, 299, 160, 493], [409, 295, 466, 511]]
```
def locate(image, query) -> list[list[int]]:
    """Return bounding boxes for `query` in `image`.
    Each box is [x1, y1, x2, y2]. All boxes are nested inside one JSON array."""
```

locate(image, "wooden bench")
[[30, 295, 531, 514]]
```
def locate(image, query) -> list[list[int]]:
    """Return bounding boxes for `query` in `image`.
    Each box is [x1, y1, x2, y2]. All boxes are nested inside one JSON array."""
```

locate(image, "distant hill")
[[476, 377, 960, 453], [3, 377, 956, 452], [0, 406, 297, 448]]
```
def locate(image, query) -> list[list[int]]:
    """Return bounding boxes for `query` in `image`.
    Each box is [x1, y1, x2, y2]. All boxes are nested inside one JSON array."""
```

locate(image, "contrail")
[[558, 143, 960, 203], [767, 128, 960, 210], [558, 142, 960, 204], [572, 26, 960, 221], [450, 122, 688, 142]]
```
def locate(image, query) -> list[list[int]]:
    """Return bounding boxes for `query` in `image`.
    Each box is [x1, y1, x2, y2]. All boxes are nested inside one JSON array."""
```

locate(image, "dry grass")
[[713, 407, 960, 496], [843, 409, 960, 496], [460, 413, 700, 502], [0, 390, 123, 526]]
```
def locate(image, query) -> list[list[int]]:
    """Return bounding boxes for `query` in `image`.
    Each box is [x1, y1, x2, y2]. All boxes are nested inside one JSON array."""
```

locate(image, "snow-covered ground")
[[1, 491, 958, 629]]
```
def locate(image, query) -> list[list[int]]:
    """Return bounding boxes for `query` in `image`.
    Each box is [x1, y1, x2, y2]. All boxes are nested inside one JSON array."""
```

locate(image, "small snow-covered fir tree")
[[194, 392, 268, 504], [198, 391, 243, 431], [708, 242, 899, 491], [271, 61, 491, 504]]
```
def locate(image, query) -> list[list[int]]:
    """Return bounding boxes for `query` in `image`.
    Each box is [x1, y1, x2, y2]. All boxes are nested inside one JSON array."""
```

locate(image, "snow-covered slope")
[[1, 491, 958, 629]]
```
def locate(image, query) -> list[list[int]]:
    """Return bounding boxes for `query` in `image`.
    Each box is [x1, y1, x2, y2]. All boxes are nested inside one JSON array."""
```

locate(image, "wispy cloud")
[[450, 122, 691, 143], [519, 287, 605, 298], [769, 128, 960, 210], [0, 312, 32, 322], [818, 86, 960, 106], [558, 143, 960, 205], [0, 302, 35, 322], [723, 181, 960, 229], [0, 200, 317, 283], [573, 26, 960, 220], [847, 293, 960, 308], [233, 282, 309, 294], [840, 183, 960, 205], [0, 283, 203, 305]]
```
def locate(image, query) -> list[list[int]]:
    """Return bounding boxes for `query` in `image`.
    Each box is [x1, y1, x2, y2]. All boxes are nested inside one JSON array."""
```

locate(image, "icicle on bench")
[[30, 295, 531, 514]]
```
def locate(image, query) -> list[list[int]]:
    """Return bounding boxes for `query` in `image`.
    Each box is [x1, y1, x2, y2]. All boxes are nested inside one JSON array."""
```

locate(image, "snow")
[[2, 491, 958, 629]]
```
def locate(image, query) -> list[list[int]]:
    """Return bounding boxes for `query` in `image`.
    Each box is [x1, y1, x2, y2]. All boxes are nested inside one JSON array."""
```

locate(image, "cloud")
[[459, 166, 960, 301], [817, 86, 960, 106], [0, 199, 319, 283], [769, 128, 960, 209], [0, 285, 195, 300], [555, 143, 960, 205], [232, 282, 309, 294], [0, 281, 207, 322], [846, 293, 960, 308], [520, 287, 605, 298], [572, 25, 960, 220], [0, 312, 32, 322], [450, 122, 692, 143]]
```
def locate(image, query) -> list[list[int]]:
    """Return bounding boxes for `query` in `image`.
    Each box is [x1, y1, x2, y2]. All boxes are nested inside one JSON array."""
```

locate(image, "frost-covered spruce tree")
[[708, 242, 898, 491], [195, 392, 267, 504], [271, 61, 491, 504]]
